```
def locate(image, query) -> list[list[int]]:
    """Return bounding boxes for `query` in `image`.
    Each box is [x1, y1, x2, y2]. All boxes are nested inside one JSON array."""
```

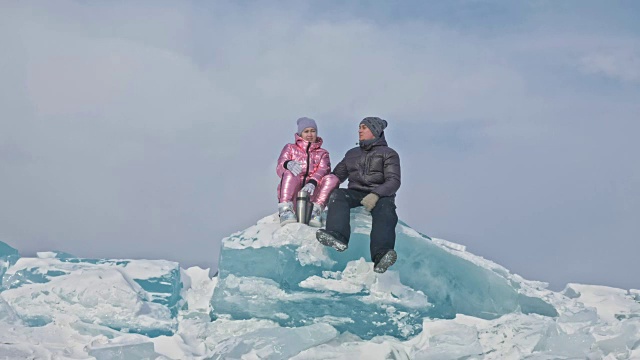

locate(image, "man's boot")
[[373, 249, 397, 273], [315, 229, 348, 252]]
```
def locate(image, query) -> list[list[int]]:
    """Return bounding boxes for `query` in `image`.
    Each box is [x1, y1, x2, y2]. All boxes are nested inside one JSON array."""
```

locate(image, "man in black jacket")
[[316, 117, 401, 273]]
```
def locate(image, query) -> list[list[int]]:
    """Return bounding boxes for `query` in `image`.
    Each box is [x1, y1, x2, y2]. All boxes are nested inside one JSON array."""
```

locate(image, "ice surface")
[[410, 320, 484, 359], [207, 323, 338, 359], [563, 283, 640, 322], [292, 336, 413, 360], [1, 255, 180, 336], [2, 214, 640, 358], [3, 256, 182, 315], [212, 210, 557, 339], [181, 266, 218, 313], [0, 318, 103, 358], [0, 241, 19, 280], [88, 340, 160, 360], [0, 296, 19, 323], [2, 267, 175, 335]]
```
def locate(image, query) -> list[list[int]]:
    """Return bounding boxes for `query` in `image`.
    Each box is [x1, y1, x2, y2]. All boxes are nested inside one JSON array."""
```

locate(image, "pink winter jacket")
[[276, 134, 331, 185]]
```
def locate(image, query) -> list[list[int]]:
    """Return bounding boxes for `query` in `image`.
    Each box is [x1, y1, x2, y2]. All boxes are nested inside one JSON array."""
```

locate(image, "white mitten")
[[301, 183, 316, 195], [286, 161, 302, 176]]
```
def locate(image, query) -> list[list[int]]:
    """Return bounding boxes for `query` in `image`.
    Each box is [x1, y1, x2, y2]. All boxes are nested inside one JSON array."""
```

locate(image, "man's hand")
[[361, 193, 379, 212], [301, 183, 315, 195], [286, 161, 302, 176]]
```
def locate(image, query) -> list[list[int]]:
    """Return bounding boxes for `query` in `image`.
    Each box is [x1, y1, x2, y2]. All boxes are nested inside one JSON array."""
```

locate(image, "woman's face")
[[359, 124, 375, 141], [301, 127, 317, 142]]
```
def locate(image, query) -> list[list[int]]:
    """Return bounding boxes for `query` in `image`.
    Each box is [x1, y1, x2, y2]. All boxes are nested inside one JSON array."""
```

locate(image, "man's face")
[[359, 124, 375, 141]]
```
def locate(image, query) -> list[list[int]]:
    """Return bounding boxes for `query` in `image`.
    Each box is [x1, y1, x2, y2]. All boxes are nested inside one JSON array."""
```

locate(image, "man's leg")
[[317, 189, 364, 250], [369, 196, 398, 262]]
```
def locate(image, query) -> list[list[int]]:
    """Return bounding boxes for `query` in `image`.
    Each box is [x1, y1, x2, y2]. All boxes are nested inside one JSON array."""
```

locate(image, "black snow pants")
[[325, 188, 398, 260]]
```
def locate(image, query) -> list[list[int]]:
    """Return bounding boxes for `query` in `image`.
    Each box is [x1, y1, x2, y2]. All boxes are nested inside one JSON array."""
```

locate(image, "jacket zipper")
[[302, 141, 311, 185], [360, 152, 368, 181]]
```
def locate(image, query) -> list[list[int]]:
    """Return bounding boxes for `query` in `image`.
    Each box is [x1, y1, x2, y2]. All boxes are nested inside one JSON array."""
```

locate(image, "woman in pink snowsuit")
[[277, 117, 339, 227]]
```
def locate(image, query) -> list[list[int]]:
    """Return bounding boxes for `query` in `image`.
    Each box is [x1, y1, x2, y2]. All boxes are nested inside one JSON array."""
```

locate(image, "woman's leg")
[[277, 170, 303, 204], [311, 174, 340, 208]]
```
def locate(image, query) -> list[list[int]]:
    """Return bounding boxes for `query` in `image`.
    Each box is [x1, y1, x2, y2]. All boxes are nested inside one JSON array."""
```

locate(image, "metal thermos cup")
[[296, 190, 313, 224]]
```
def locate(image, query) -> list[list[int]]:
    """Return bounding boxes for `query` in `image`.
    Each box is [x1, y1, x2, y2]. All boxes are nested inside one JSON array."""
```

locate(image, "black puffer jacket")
[[332, 134, 401, 197]]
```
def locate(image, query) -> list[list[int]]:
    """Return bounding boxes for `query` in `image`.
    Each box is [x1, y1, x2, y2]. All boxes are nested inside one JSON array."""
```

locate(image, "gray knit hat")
[[297, 117, 317, 135], [360, 117, 388, 138]]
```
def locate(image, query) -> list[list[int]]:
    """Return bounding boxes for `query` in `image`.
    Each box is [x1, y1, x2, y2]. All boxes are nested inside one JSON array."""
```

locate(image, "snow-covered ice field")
[[2, 212, 639, 359]]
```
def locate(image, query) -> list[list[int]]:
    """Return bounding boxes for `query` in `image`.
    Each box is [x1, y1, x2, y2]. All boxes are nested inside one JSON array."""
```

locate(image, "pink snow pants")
[[277, 172, 340, 208]]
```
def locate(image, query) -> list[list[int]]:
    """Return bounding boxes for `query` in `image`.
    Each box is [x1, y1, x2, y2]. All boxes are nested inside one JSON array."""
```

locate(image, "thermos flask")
[[296, 190, 313, 224]]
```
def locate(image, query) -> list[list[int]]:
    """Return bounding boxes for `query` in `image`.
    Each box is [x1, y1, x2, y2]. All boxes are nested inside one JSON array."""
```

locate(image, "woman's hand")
[[286, 161, 303, 176], [301, 183, 315, 195]]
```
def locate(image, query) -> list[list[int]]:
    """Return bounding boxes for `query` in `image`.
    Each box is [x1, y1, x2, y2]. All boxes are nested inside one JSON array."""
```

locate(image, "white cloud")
[[580, 49, 640, 83]]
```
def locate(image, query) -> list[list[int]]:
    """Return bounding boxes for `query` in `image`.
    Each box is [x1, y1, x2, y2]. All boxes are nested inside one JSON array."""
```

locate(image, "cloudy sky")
[[1, 1, 638, 290]]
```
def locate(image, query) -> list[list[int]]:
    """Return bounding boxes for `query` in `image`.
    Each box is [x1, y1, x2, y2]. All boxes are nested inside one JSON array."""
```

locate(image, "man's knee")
[[329, 188, 348, 201], [372, 197, 398, 218]]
